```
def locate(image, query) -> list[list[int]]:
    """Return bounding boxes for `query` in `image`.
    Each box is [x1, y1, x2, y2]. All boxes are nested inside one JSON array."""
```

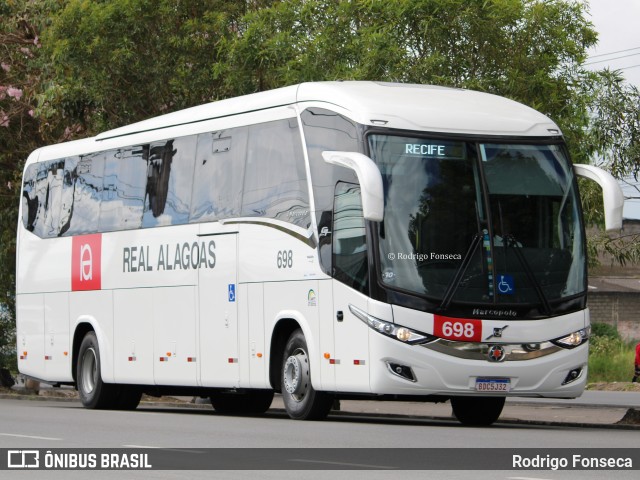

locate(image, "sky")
[[583, 0, 640, 219], [585, 0, 640, 87]]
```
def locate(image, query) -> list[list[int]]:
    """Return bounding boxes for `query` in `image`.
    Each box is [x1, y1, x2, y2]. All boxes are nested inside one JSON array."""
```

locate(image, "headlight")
[[348, 304, 435, 345], [552, 327, 590, 349]]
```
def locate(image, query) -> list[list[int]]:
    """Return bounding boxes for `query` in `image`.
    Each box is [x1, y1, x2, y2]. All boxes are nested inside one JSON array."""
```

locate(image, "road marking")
[[123, 445, 204, 454], [0, 433, 62, 441], [508, 477, 553, 480], [290, 459, 396, 470]]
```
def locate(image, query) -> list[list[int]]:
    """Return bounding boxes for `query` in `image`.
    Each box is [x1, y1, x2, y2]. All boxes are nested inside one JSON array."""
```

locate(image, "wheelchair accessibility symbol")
[[228, 284, 236, 302], [498, 274, 514, 295]]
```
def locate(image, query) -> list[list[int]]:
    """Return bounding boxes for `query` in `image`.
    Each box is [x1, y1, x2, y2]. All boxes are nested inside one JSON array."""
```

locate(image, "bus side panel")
[[153, 286, 197, 386], [332, 280, 371, 393], [246, 283, 268, 389], [264, 280, 320, 388], [44, 292, 72, 382], [317, 279, 335, 392], [70, 290, 115, 383], [113, 289, 154, 384], [16, 294, 45, 380], [16, 234, 71, 295]]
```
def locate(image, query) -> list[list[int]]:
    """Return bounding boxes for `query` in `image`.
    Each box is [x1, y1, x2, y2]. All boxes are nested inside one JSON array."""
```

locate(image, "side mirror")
[[574, 164, 624, 232], [322, 151, 384, 221]]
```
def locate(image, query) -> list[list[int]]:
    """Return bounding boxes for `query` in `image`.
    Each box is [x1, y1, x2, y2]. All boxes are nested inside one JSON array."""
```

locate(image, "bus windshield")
[[369, 134, 585, 311]]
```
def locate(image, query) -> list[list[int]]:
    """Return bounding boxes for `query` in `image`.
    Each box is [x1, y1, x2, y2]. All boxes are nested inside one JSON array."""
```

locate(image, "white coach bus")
[[16, 82, 623, 425]]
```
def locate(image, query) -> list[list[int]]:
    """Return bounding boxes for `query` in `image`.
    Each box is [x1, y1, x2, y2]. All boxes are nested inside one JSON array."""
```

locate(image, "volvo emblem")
[[485, 325, 509, 341], [488, 345, 506, 362]]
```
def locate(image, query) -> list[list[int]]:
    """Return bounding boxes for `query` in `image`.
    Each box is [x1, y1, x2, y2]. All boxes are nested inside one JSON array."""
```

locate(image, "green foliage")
[[0, 0, 56, 372], [588, 334, 636, 383], [588, 323, 637, 383], [583, 70, 640, 180], [0, 305, 16, 372], [590, 322, 620, 340], [40, 0, 258, 132]]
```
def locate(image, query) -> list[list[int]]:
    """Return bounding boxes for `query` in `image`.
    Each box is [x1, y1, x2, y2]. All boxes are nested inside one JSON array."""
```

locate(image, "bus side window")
[[332, 182, 368, 294], [61, 153, 105, 236], [21, 159, 65, 238], [99, 149, 146, 232], [190, 127, 247, 223], [300, 107, 361, 274], [142, 136, 196, 227], [21, 163, 39, 233], [241, 118, 310, 228]]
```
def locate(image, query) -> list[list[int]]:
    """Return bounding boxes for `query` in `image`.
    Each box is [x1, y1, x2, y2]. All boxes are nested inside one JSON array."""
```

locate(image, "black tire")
[[76, 331, 119, 409], [210, 390, 274, 415], [450, 396, 505, 426], [281, 329, 333, 420], [115, 386, 142, 410]]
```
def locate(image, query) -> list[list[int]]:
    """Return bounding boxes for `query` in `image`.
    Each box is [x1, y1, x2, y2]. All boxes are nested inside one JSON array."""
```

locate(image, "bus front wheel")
[[281, 329, 333, 420], [450, 396, 505, 426]]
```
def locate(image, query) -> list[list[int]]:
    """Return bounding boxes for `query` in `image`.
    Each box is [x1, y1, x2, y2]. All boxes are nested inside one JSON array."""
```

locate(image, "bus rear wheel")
[[210, 390, 274, 415], [281, 329, 333, 420], [77, 331, 119, 409], [450, 396, 505, 426], [116, 386, 142, 410]]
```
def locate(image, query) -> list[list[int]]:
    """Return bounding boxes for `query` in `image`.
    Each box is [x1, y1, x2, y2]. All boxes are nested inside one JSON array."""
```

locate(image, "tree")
[[580, 69, 640, 268], [0, 1, 57, 370], [39, 0, 274, 133]]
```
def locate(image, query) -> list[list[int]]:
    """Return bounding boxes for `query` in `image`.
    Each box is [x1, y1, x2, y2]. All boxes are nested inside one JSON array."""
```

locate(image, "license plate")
[[475, 378, 511, 392]]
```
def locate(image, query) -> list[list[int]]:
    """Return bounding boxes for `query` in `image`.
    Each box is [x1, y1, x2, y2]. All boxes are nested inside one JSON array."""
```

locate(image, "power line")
[[588, 46, 640, 59], [584, 52, 640, 66], [620, 64, 640, 71]]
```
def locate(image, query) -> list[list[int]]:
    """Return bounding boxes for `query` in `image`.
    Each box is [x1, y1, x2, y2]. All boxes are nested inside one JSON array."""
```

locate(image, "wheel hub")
[[283, 350, 309, 399], [80, 347, 97, 395]]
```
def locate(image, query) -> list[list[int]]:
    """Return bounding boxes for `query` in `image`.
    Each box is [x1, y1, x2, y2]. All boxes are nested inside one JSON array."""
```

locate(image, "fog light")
[[562, 367, 583, 385], [387, 362, 416, 382]]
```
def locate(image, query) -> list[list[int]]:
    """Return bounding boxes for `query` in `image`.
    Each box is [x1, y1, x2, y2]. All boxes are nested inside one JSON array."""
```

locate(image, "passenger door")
[[198, 232, 239, 387]]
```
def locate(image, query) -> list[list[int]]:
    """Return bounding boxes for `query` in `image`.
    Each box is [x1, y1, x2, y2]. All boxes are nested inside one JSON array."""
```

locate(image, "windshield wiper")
[[503, 234, 552, 315], [439, 232, 483, 312]]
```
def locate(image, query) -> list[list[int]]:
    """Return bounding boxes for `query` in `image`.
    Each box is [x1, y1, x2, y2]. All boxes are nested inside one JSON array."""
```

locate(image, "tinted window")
[[301, 108, 361, 221], [99, 149, 146, 232], [301, 108, 362, 273], [21, 159, 65, 237], [143, 136, 196, 227], [61, 153, 105, 236], [333, 182, 368, 293], [241, 119, 310, 227], [190, 128, 247, 223]]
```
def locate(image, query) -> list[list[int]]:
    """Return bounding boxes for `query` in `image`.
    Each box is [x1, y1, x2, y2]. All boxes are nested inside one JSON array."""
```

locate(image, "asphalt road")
[[1, 396, 639, 480]]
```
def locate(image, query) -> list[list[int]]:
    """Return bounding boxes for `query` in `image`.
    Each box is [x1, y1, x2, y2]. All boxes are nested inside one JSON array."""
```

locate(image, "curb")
[[2, 393, 639, 430]]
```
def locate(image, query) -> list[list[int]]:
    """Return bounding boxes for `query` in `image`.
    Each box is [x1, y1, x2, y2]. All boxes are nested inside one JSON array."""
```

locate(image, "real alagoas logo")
[[72, 234, 102, 291]]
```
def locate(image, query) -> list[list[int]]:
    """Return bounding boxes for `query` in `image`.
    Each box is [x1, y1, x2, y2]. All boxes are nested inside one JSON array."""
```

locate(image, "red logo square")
[[71, 234, 102, 291]]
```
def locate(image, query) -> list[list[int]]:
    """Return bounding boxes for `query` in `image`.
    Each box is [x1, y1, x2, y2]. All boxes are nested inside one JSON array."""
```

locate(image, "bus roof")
[[30, 82, 561, 164], [97, 81, 560, 141]]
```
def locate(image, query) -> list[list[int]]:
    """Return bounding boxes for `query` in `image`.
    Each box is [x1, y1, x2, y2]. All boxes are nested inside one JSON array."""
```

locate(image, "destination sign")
[[403, 141, 465, 159]]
